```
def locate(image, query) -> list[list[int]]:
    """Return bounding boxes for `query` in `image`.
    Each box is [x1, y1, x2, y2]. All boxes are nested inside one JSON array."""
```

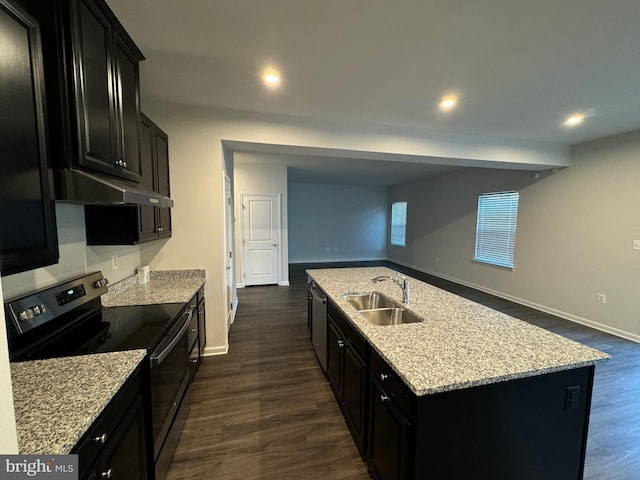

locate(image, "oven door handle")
[[151, 307, 194, 367]]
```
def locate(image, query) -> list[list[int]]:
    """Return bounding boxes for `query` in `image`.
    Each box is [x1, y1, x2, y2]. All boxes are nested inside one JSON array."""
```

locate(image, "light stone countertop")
[[11, 350, 146, 455], [307, 267, 610, 396], [101, 269, 206, 307]]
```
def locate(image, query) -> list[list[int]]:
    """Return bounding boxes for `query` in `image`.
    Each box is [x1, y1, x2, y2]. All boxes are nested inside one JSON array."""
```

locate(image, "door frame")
[[239, 192, 282, 287]]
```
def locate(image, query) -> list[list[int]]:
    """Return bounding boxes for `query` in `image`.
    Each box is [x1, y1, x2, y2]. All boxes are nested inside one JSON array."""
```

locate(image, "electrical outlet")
[[111, 255, 119, 269], [596, 293, 606, 304], [633, 240, 640, 250]]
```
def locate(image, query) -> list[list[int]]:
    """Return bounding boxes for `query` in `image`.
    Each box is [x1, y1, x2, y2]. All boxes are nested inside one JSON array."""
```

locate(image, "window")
[[474, 191, 519, 269], [390, 201, 407, 246]]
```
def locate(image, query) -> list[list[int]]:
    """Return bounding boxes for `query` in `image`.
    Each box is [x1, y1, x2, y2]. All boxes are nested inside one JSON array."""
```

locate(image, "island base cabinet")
[[368, 377, 411, 480], [412, 366, 595, 480], [326, 313, 368, 455]]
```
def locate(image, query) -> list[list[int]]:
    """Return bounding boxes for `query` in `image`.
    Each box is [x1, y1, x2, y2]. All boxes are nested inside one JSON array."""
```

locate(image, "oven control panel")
[[4, 271, 109, 336], [55, 285, 87, 305]]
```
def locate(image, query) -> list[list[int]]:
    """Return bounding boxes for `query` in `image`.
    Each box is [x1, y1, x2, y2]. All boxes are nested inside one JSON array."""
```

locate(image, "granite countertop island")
[[307, 266, 610, 396], [101, 269, 206, 307], [11, 350, 146, 455]]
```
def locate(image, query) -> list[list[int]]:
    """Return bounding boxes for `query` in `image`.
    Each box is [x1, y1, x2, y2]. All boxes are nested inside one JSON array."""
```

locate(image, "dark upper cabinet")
[[84, 114, 171, 245], [140, 114, 171, 240], [69, 0, 144, 182], [0, 0, 59, 276]]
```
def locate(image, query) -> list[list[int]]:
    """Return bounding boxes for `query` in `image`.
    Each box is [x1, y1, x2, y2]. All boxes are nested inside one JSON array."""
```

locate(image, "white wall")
[[136, 102, 576, 354], [289, 183, 388, 263], [233, 157, 289, 286], [389, 129, 640, 342]]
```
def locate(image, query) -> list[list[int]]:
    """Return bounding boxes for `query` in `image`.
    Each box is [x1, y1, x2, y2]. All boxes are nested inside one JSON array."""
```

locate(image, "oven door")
[[149, 305, 194, 459]]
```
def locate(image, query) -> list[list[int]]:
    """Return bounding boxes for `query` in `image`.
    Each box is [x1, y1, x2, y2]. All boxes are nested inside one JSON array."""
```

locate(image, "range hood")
[[53, 169, 173, 208]]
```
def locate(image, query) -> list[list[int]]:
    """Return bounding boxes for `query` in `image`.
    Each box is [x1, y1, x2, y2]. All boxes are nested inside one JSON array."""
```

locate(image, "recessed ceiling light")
[[564, 114, 584, 127], [439, 95, 458, 112], [262, 70, 281, 88]]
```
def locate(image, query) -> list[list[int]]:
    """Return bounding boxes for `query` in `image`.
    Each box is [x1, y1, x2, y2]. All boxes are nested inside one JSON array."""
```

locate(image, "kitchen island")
[[307, 267, 610, 480]]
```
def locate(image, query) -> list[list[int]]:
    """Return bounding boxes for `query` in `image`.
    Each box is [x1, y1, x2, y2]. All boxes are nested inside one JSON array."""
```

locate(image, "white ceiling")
[[107, 0, 640, 183]]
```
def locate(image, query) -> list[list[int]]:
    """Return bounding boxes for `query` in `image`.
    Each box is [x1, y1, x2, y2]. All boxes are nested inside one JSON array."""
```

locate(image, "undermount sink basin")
[[359, 307, 423, 326], [344, 292, 397, 310]]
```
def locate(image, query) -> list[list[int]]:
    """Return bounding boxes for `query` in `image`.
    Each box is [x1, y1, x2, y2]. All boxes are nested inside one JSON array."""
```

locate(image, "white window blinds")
[[390, 201, 407, 246], [474, 191, 519, 269]]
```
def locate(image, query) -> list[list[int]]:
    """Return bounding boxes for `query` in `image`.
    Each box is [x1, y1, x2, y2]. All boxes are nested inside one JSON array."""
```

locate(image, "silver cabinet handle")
[[380, 395, 389, 403], [337, 339, 345, 348], [157, 227, 164, 232], [101, 468, 113, 479], [123, 161, 127, 167], [380, 373, 390, 381], [271, 244, 278, 247], [189, 328, 197, 333], [190, 359, 199, 363], [93, 433, 108, 444]]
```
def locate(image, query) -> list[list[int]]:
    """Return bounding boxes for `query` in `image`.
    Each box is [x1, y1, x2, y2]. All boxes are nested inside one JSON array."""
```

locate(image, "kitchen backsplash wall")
[[2, 204, 142, 299]]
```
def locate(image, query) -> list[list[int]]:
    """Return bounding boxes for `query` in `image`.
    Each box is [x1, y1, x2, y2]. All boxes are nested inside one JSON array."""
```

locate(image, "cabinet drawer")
[[370, 348, 414, 419], [328, 302, 368, 361], [74, 365, 142, 479]]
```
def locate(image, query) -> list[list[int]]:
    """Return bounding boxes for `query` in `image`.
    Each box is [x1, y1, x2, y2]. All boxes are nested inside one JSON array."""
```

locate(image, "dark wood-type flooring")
[[167, 261, 640, 479]]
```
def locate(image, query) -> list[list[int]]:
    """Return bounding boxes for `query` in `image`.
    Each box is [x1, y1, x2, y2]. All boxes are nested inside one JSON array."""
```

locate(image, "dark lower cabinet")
[[368, 377, 411, 480], [326, 304, 369, 454], [197, 287, 206, 355], [88, 395, 148, 480], [74, 365, 150, 480], [326, 321, 343, 395], [314, 298, 596, 480]]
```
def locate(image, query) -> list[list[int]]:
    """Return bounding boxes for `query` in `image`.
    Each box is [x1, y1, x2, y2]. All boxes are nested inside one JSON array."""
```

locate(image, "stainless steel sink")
[[344, 292, 397, 310], [344, 291, 423, 325], [359, 308, 423, 326]]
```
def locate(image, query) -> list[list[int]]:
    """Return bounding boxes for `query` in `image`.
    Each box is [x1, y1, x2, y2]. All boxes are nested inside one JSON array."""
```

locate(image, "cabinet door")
[[155, 130, 171, 237], [112, 32, 142, 182], [88, 395, 148, 480], [0, 0, 58, 275], [197, 297, 206, 354], [343, 345, 367, 450], [327, 320, 343, 400], [71, 0, 142, 182], [368, 378, 411, 480], [72, 0, 116, 174], [137, 119, 157, 241]]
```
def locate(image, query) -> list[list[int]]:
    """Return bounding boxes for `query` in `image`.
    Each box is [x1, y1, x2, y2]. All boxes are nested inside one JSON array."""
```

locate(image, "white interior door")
[[242, 194, 280, 286]]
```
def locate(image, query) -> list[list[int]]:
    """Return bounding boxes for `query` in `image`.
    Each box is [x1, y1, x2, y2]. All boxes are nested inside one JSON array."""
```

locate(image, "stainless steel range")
[[4, 271, 194, 480]]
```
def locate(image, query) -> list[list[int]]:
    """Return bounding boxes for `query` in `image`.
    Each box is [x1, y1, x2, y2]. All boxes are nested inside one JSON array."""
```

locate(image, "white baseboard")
[[203, 342, 229, 356], [390, 258, 640, 345], [236, 281, 289, 287], [290, 256, 386, 264]]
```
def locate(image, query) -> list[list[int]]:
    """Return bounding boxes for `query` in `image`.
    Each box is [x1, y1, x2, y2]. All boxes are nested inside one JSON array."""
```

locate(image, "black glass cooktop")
[[15, 303, 185, 361]]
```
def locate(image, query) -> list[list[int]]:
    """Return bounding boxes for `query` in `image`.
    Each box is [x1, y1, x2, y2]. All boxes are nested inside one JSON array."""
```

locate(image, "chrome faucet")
[[371, 273, 410, 304]]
